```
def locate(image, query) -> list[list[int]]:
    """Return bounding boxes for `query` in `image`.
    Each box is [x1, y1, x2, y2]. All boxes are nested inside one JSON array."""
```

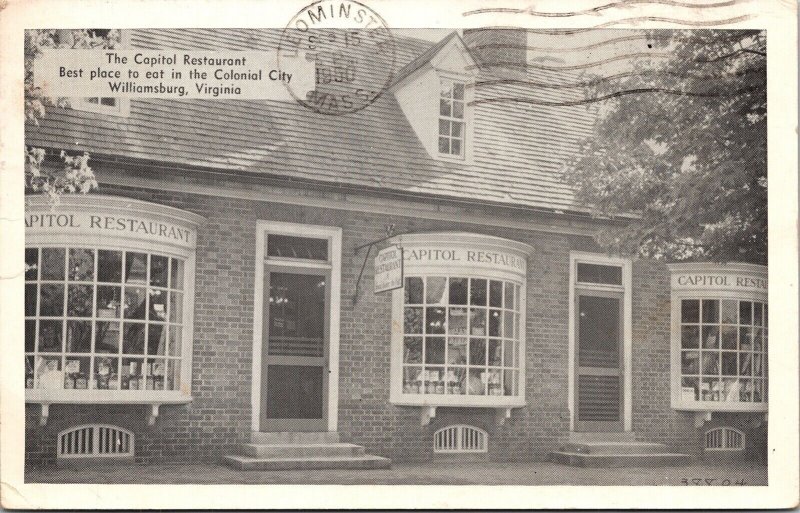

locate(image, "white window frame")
[[436, 75, 467, 160], [250, 220, 342, 432], [24, 194, 201, 426], [69, 29, 130, 117], [568, 252, 633, 432]]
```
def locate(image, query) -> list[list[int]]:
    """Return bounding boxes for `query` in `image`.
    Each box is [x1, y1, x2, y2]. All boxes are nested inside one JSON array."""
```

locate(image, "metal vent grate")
[[705, 427, 745, 451], [58, 424, 134, 459], [434, 425, 488, 453]]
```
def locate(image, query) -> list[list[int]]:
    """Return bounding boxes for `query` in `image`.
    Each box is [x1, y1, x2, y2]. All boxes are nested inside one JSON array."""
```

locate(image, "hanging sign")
[[375, 245, 403, 293]]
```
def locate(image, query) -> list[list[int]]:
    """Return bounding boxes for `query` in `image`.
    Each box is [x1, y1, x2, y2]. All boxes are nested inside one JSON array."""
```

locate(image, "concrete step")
[[549, 451, 693, 468], [223, 454, 391, 471], [239, 443, 365, 458], [559, 441, 671, 455], [569, 431, 636, 443], [250, 431, 340, 444]]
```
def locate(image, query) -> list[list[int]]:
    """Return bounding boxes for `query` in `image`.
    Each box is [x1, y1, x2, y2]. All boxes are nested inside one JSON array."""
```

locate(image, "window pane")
[[702, 325, 719, 348], [739, 301, 752, 325], [167, 326, 181, 356], [150, 255, 169, 287], [65, 320, 92, 352], [40, 284, 64, 316], [488, 280, 502, 308], [753, 327, 762, 351], [36, 356, 62, 389], [503, 339, 515, 367], [147, 324, 166, 356], [447, 337, 467, 365], [438, 136, 449, 154], [739, 379, 752, 401], [488, 339, 502, 366], [449, 278, 468, 304], [166, 359, 180, 391], [426, 307, 445, 334], [125, 252, 148, 283], [503, 311, 514, 339], [451, 139, 461, 156], [26, 356, 35, 388], [26, 320, 36, 352], [96, 286, 122, 318], [403, 337, 422, 363], [97, 250, 122, 283], [753, 353, 763, 376], [38, 320, 62, 352], [682, 299, 700, 323], [720, 326, 737, 349], [470, 308, 486, 336], [681, 377, 699, 401], [504, 369, 517, 396], [100, 97, 117, 106], [489, 309, 501, 336], [504, 283, 514, 310], [721, 352, 737, 375], [170, 258, 184, 290], [448, 367, 466, 395], [425, 367, 444, 394], [122, 323, 145, 354], [95, 321, 120, 353], [41, 248, 65, 280], [64, 356, 90, 388], [470, 279, 487, 305], [124, 287, 146, 319], [425, 277, 447, 304], [681, 351, 699, 374], [702, 352, 719, 374], [440, 79, 452, 98], [148, 359, 166, 390], [149, 289, 167, 321], [469, 338, 486, 366], [448, 307, 467, 335], [404, 277, 423, 304], [753, 302, 763, 325], [121, 358, 144, 390], [25, 248, 38, 280], [25, 284, 37, 316], [452, 101, 464, 119], [681, 325, 699, 348], [739, 352, 752, 375], [267, 234, 328, 260], [404, 307, 423, 334], [468, 369, 486, 395], [426, 337, 445, 364], [739, 327, 753, 350], [67, 284, 93, 317], [68, 248, 95, 281], [577, 263, 622, 285], [721, 300, 737, 324], [439, 99, 451, 117], [439, 119, 449, 136], [701, 378, 720, 401], [169, 291, 183, 323], [403, 366, 423, 394], [721, 378, 739, 402], [702, 299, 719, 323], [452, 82, 464, 100]]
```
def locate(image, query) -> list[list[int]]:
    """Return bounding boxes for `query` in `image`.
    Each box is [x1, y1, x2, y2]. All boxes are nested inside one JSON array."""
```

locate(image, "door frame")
[[568, 252, 632, 432], [251, 220, 342, 432]]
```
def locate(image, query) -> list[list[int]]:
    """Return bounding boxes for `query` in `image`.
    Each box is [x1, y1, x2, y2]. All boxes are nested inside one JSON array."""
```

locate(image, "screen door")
[[574, 292, 624, 432], [261, 268, 329, 431]]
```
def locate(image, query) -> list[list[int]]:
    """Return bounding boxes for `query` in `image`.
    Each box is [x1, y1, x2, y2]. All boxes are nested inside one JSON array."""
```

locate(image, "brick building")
[[24, 29, 767, 470]]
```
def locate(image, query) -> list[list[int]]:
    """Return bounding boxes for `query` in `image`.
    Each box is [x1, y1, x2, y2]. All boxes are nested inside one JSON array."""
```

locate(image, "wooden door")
[[574, 292, 624, 432]]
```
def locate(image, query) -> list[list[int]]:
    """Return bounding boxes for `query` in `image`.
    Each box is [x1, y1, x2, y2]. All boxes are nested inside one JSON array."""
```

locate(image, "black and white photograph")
[[0, 0, 797, 509]]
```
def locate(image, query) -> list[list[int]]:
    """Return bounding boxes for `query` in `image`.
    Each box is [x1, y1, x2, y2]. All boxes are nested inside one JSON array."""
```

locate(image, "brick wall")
[[25, 181, 741, 468]]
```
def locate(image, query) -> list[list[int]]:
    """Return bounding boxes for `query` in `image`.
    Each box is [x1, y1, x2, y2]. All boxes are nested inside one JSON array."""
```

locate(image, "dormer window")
[[438, 78, 465, 157]]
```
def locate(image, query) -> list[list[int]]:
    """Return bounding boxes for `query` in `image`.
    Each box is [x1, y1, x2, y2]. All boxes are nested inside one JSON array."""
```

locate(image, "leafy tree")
[[563, 30, 766, 264], [25, 29, 119, 199]]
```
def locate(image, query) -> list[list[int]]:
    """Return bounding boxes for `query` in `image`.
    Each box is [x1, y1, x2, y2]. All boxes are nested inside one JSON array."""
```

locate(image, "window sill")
[[671, 399, 768, 413], [391, 394, 525, 425], [26, 389, 192, 426]]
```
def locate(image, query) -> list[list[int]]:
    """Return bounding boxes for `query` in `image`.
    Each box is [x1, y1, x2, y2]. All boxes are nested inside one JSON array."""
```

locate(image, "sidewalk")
[[27, 460, 768, 486]]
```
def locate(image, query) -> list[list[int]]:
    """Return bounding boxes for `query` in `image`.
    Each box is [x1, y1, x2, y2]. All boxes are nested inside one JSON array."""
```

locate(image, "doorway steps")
[[549, 433, 692, 468], [223, 432, 391, 471]]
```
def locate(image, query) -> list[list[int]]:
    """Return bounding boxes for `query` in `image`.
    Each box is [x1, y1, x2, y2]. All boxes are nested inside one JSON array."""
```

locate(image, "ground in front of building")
[[26, 461, 767, 486]]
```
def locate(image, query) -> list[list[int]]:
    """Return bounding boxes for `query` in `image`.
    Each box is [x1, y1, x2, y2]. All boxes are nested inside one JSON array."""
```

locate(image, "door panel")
[[575, 293, 623, 432], [261, 269, 329, 431]]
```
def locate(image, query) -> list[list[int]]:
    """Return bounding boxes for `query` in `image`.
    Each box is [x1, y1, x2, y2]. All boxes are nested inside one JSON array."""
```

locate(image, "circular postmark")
[[277, 0, 397, 115]]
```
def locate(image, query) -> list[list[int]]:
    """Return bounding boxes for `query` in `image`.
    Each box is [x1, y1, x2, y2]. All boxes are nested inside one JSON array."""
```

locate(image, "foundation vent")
[[58, 424, 134, 459], [434, 425, 488, 453], [705, 427, 744, 451]]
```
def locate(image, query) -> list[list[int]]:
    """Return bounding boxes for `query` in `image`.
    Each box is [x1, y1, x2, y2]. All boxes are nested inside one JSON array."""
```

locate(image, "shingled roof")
[[26, 28, 597, 215]]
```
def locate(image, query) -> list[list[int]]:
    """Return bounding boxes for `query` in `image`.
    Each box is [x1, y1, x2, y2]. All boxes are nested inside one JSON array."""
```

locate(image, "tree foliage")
[[25, 29, 119, 198], [564, 30, 766, 264]]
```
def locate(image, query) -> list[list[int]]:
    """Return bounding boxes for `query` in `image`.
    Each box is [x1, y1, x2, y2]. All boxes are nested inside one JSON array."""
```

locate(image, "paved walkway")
[[27, 461, 767, 486]]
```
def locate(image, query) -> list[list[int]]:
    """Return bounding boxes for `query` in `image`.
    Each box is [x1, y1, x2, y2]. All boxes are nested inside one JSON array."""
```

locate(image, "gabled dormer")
[[391, 32, 479, 163]]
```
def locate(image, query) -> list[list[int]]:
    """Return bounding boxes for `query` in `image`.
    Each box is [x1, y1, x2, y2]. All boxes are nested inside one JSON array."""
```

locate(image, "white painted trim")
[[250, 220, 342, 432], [568, 252, 633, 432], [98, 172, 600, 238]]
